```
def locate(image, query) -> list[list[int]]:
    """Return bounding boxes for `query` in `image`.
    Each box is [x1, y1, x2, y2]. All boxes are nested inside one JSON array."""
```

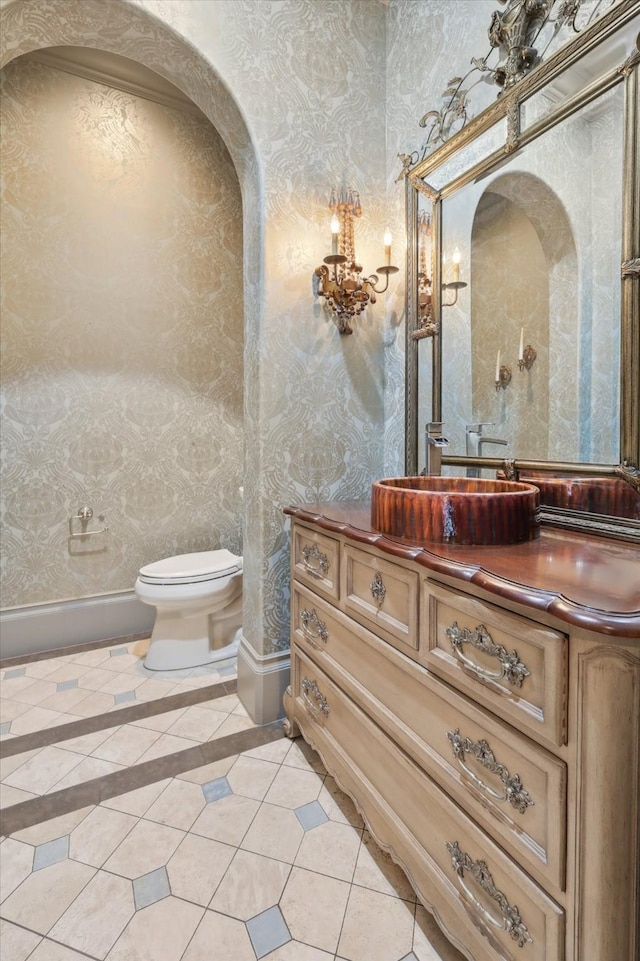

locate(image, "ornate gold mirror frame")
[[403, 0, 639, 539]]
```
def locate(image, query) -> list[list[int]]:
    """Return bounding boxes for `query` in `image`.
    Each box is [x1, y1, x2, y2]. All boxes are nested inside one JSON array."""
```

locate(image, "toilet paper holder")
[[69, 506, 109, 538]]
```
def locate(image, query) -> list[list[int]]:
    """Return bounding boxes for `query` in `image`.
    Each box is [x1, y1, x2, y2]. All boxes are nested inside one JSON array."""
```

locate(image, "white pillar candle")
[[331, 214, 339, 256], [384, 229, 392, 266], [495, 349, 501, 381], [519, 327, 524, 361]]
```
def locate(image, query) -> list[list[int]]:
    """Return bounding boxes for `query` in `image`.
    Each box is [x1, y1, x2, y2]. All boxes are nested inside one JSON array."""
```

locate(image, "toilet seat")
[[138, 550, 242, 586]]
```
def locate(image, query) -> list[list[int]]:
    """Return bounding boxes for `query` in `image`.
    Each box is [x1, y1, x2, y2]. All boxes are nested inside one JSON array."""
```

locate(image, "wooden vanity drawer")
[[290, 648, 564, 961], [292, 582, 566, 894], [341, 543, 419, 655], [292, 523, 340, 601], [422, 580, 568, 748]]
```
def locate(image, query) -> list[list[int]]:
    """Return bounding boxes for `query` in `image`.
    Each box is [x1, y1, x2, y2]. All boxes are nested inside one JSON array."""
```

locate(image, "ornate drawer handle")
[[302, 544, 329, 578], [447, 729, 534, 814], [445, 622, 531, 688], [300, 608, 329, 649], [301, 676, 330, 720], [446, 841, 533, 948], [370, 572, 386, 604]]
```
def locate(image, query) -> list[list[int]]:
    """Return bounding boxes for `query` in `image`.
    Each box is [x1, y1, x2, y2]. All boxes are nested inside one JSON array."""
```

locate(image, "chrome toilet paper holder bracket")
[[69, 506, 109, 538]]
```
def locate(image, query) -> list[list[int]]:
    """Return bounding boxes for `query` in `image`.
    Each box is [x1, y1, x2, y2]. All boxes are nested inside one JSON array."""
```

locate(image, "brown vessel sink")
[[371, 476, 540, 545]]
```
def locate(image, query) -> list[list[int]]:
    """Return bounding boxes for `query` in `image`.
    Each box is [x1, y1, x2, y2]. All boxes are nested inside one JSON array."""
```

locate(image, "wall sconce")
[[442, 246, 467, 307], [495, 350, 512, 391], [518, 328, 537, 371], [314, 188, 399, 335]]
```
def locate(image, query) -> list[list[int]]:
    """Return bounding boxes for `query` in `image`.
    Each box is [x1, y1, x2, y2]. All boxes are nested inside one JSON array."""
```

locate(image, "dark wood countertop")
[[284, 502, 640, 638]]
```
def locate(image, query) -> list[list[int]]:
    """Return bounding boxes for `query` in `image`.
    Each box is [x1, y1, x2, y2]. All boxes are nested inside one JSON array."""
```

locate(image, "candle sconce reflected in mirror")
[[517, 327, 537, 371], [442, 246, 467, 307]]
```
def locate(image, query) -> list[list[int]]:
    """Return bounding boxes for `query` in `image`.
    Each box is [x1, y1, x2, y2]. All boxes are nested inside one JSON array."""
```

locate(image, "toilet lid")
[[139, 550, 242, 585]]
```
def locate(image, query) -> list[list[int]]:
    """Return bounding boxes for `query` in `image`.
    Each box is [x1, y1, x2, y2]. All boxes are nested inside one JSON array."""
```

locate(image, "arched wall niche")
[[0, 0, 271, 707]]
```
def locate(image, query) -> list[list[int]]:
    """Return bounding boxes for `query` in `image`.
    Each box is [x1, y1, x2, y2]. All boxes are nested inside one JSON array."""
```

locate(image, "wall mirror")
[[403, 0, 639, 539]]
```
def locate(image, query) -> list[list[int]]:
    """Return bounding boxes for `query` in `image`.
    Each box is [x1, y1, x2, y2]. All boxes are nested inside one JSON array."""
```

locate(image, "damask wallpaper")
[[1, 57, 244, 606]]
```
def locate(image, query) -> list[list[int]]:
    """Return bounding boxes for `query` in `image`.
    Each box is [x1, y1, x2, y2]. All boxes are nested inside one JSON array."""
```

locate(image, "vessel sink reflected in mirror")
[[371, 477, 540, 545]]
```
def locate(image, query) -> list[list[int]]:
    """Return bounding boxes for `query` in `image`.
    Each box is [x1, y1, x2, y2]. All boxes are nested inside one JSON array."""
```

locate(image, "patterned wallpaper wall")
[[1, 57, 244, 606]]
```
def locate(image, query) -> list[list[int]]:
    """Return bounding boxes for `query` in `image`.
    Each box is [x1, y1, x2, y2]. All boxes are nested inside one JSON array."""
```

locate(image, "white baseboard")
[[0, 591, 155, 660], [236, 635, 290, 725]]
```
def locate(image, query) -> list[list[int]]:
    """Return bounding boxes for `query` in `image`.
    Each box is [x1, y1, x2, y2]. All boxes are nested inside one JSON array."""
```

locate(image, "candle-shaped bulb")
[[519, 327, 524, 361], [383, 229, 392, 266], [331, 214, 339, 255], [495, 349, 501, 382], [452, 246, 461, 283]]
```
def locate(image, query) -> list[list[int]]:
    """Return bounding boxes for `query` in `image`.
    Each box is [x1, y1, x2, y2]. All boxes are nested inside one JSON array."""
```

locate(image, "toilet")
[[135, 549, 243, 671]]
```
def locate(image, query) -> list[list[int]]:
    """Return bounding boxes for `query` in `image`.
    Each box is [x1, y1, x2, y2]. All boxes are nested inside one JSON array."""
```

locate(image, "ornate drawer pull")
[[302, 544, 329, 578], [300, 608, 329, 649], [370, 572, 386, 604], [447, 729, 534, 814], [446, 841, 533, 948], [301, 676, 330, 720], [445, 622, 531, 688]]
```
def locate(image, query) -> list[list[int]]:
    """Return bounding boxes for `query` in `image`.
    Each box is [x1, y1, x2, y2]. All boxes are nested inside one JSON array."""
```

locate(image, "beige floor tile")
[[9, 707, 64, 736], [226, 755, 279, 801], [241, 801, 304, 864], [23, 658, 71, 679], [0, 783, 37, 806], [191, 793, 260, 847], [45, 664, 91, 684], [244, 738, 292, 764], [0, 919, 42, 960], [0, 676, 39, 699], [280, 865, 351, 954], [99, 653, 144, 674], [4, 746, 84, 796], [318, 776, 364, 828], [68, 648, 113, 668], [0, 858, 95, 935], [130, 708, 188, 733], [263, 763, 323, 809], [294, 819, 362, 882], [90, 724, 162, 766], [353, 831, 417, 902], [178, 673, 220, 690], [209, 713, 256, 739], [413, 903, 467, 961], [0, 747, 40, 779], [69, 806, 138, 867], [337, 885, 415, 961], [262, 943, 334, 961], [283, 738, 326, 774], [180, 909, 255, 961], [105, 895, 204, 961], [12, 806, 93, 846], [49, 869, 135, 959], [31, 939, 112, 960], [98, 672, 148, 696], [52, 755, 125, 792], [11, 679, 58, 706], [166, 832, 235, 906], [65, 692, 115, 717], [74, 667, 118, 691], [133, 679, 180, 702], [38, 687, 97, 714], [165, 705, 226, 741], [100, 778, 172, 817], [209, 848, 290, 921], [102, 818, 184, 879], [175, 755, 237, 784], [0, 837, 34, 902], [143, 778, 206, 831], [198, 693, 238, 713], [58, 726, 122, 756], [0, 698, 32, 723], [135, 732, 199, 763]]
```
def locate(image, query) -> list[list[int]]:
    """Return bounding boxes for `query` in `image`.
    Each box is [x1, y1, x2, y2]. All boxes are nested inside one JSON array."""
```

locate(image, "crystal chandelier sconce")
[[314, 188, 399, 335]]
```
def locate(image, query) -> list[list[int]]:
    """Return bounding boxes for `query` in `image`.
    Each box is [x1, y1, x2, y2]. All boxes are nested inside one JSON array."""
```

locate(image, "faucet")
[[424, 422, 449, 476], [466, 423, 507, 478]]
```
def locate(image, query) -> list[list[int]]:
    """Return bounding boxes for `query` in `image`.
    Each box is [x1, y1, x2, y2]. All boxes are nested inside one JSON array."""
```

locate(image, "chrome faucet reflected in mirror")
[[466, 424, 507, 478]]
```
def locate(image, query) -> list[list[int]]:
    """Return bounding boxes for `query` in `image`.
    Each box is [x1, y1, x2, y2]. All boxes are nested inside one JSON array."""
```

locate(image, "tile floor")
[[0, 638, 466, 961]]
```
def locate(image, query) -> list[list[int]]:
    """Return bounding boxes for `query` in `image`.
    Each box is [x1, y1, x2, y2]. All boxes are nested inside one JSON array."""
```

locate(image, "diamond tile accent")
[[4, 668, 27, 679], [56, 679, 79, 692], [0, 721, 11, 735], [246, 905, 291, 959], [294, 800, 329, 831], [33, 835, 70, 871], [202, 776, 233, 803], [110, 647, 128, 657], [133, 866, 171, 910], [114, 690, 137, 705]]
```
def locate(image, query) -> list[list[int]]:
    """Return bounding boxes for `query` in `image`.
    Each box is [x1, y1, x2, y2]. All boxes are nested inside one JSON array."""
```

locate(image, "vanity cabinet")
[[283, 504, 640, 961]]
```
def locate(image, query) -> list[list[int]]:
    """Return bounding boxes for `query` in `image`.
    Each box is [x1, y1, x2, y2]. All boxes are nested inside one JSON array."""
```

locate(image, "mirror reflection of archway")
[[471, 171, 578, 462]]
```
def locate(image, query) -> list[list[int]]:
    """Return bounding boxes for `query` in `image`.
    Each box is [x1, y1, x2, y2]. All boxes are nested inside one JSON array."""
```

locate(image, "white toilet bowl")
[[135, 549, 243, 671]]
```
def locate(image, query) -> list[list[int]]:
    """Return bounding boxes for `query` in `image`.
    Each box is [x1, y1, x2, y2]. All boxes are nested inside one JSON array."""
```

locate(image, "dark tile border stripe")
[[0, 633, 151, 669], [1, 678, 238, 758], [1, 720, 286, 836]]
